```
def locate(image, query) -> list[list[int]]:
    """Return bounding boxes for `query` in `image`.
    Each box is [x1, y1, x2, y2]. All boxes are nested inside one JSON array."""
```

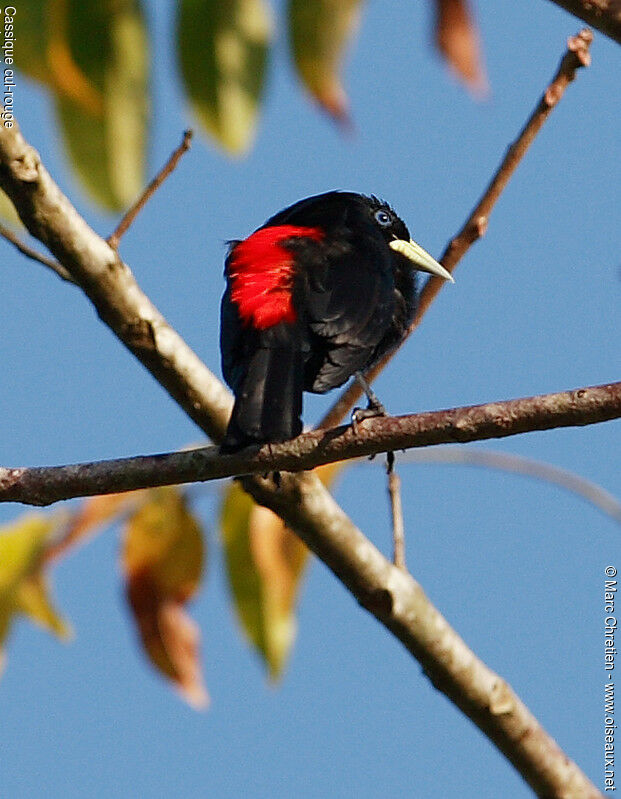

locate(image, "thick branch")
[[546, 0, 621, 44], [1, 381, 618, 506], [239, 469, 603, 798], [319, 28, 593, 430], [0, 29, 603, 794], [0, 119, 232, 442]]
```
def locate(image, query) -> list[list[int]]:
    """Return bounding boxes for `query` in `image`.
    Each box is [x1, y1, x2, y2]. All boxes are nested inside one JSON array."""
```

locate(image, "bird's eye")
[[374, 209, 392, 227]]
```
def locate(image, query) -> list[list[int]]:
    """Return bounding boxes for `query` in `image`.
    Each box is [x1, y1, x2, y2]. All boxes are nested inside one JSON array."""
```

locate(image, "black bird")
[[220, 191, 453, 452]]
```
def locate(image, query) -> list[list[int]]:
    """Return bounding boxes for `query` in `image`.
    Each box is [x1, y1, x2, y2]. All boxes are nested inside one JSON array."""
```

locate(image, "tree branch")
[[239, 470, 604, 798], [107, 129, 193, 250], [0, 221, 74, 282], [386, 452, 406, 569], [319, 28, 593, 430], [1, 381, 618, 506], [0, 27, 604, 794], [0, 117, 232, 442], [545, 0, 621, 44], [399, 446, 621, 524]]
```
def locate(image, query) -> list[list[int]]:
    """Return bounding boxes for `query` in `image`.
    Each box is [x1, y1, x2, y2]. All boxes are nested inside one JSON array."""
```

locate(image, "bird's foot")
[[351, 401, 387, 435]]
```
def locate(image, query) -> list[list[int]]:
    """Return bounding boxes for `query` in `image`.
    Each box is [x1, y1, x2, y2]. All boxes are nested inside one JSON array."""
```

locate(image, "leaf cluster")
[[13, 0, 483, 209]]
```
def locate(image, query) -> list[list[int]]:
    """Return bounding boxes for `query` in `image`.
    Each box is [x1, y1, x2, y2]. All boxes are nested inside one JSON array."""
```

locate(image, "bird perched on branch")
[[220, 191, 453, 452]]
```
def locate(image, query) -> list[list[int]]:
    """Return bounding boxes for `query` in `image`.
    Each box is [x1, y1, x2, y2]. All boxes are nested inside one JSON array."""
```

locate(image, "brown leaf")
[[122, 488, 208, 708], [434, 0, 487, 95], [46, 492, 142, 563], [127, 571, 208, 709]]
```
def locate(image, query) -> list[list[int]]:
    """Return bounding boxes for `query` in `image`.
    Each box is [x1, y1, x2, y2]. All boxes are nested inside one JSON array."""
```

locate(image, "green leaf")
[[288, 0, 362, 121], [14, 0, 150, 211], [55, 0, 150, 210], [7, 1, 48, 84], [177, 0, 271, 155], [16, 573, 72, 639], [220, 482, 309, 680]]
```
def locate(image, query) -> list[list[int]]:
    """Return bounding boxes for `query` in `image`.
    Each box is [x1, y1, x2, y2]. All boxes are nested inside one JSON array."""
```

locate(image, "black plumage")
[[220, 191, 451, 452]]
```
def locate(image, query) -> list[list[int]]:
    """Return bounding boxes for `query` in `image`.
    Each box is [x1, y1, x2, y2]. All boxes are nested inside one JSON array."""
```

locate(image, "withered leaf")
[[434, 0, 487, 95], [122, 487, 208, 708]]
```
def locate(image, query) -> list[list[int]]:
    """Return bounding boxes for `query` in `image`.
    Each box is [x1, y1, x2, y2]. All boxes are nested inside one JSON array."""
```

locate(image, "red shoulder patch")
[[227, 225, 323, 329]]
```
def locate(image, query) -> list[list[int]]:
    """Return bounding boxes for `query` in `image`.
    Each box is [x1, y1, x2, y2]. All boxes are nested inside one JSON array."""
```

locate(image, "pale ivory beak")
[[389, 238, 454, 282]]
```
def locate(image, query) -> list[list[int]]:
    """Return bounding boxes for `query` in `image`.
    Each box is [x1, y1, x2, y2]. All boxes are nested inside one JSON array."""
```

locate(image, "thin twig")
[[0, 118, 233, 441], [386, 452, 406, 569], [0, 31, 605, 793], [399, 446, 621, 525], [107, 130, 193, 250], [318, 28, 593, 431], [1, 380, 619, 507], [241, 467, 604, 799], [0, 222, 74, 282]]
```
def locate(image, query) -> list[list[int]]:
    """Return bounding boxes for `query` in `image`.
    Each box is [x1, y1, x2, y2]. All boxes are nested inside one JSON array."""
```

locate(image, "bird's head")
[[363, 195, 454, 283], [265, 191, 454, 283]]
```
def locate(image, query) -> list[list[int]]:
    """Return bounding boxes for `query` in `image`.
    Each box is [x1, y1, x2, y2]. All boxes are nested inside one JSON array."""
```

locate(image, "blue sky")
[[0, 1, 619, 797]]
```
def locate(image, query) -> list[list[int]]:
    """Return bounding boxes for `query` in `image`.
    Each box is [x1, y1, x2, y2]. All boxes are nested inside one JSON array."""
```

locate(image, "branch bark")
[[545, 0, 621, 44], [240, 468, 603, 799], [107, 129, 194, 250], [0, 28, 605, 796], [0, 120, 232, 442], [319, 28, 593, 430], [1, 380, 619, 507]]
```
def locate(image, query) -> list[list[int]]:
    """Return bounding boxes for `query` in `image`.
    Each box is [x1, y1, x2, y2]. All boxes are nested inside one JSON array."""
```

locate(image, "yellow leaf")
[[288, 0, 362, 122], [123, 487, 204, 600], [16, 574, 72, 640], [177, 0, 271, 155], [0, 514, 69, 650], [220, 461, 346, 680], [248, 503, 308, 679], [220, 463, 345, 680], [122, 488, 208, 708], [221, 482, 306, 679]]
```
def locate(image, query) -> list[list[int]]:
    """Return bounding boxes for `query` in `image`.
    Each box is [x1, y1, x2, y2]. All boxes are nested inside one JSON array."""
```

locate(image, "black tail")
[[221, 346, 304, 453]]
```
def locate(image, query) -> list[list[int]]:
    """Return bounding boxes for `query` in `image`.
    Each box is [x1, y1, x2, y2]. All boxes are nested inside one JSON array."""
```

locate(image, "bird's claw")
[[351, 402, 387, 434]]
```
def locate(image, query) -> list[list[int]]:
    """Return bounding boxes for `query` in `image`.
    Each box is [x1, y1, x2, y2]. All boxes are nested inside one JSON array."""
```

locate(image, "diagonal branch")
[[0, 28, 604, 795], [0, 221, 74, 282], [0, 116, 232, 442], [241, 468, 604, 798], [1, 380, 619, 506], [319, 28, 593, 430], [107, 129, 193, 250]]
